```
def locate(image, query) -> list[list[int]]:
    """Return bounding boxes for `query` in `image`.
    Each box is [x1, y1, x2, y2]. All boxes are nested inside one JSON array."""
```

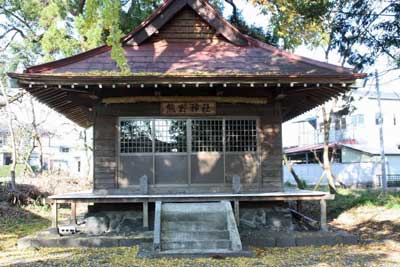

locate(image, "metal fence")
[[377, 174, 400, 187]]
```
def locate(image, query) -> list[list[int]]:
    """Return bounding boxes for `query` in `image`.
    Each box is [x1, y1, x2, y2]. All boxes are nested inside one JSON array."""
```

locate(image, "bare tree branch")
[[0, 91, 26, 108], [283, 153, 305, 189], [224, 0, 238, 24], [0, 31, 19, 52], [0, 27, 23, 39], [312, 149, 324, 168], [0, 6, 34, 33]]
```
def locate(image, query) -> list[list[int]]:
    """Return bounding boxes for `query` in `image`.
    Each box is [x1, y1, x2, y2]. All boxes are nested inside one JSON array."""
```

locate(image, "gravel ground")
[[1, 242, 400, 267]]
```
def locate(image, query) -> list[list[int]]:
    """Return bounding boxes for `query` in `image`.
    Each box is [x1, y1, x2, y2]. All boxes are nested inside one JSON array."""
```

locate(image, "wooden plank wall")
[[93, 113, 117, 189], [147, 6, 225, 43], [93, 102, 283, 192]]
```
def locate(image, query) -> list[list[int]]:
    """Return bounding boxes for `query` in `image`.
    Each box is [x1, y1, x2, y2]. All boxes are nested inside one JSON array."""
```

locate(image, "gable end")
[[146, 6, 227, 43], [124, 0, 249, 46]]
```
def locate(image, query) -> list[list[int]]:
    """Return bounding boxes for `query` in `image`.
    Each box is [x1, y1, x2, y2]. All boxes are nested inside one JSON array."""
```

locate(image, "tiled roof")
[[24, 0, 355, 77], [35, 41, 351, 76]]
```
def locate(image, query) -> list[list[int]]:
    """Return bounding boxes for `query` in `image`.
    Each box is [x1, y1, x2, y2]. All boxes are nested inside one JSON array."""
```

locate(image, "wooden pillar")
[[320, 199, 327, 231], [296, 200, 302, 212], [143, 201, 149, 229], [52, 201, 58, 228], [71, 201, 77, 225], [140, 175, 149, 229], [234, 200, 240, 226]]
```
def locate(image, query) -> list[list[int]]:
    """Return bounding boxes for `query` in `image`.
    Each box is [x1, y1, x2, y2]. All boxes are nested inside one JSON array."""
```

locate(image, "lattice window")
[[154, 120, 187, 153], [120, 118, 258, 154], [191, 120, 223, 152], [225, 119, 257, 152], [120, 120, 153, 153]]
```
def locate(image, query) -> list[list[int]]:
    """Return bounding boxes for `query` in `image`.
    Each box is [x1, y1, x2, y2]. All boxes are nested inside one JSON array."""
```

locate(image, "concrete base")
[[18, 229, 152, 249], [241, 230, 358, 247], [138, 243, 254, 258], [18, 228, 358, 251]]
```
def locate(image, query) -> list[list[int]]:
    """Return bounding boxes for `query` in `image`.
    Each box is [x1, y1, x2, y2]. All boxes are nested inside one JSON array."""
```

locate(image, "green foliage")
[[103, 0, 129, 73], [328, 0, 400, 70], [76, 0, 130, 72], [119, 0, 162, 34], [229, 11, 278, 46], [250, 0, 332, 50], [38, 0, 80, 61]]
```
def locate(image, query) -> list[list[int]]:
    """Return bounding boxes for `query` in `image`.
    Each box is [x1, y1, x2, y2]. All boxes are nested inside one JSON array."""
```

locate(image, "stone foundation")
[[239, 207, 295, 231], [17, 206, 358, 251]]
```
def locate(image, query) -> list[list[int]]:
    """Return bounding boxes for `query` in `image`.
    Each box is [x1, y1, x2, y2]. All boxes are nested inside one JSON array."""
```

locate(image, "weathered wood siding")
[[93, 114, 117, 189], [146, 6, 225, 43], [93, 102, 283, 192]]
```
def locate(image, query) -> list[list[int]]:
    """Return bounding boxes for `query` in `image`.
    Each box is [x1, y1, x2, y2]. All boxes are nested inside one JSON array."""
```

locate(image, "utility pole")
[[375, 69, 387, 194]]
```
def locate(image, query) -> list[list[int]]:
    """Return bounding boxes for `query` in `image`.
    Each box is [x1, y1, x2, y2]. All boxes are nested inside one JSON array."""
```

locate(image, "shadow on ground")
[[0, 201, 51, 251], [333, 219, 400, 242]]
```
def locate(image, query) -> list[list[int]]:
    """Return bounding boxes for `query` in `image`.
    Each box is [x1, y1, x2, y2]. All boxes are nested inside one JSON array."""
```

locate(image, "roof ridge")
[[121, 0, 174, 44], [122, 0, 249, 46]]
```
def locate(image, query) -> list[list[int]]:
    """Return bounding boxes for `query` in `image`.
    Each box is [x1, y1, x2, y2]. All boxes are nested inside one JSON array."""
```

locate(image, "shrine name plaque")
[[161, 102, 216, 116]]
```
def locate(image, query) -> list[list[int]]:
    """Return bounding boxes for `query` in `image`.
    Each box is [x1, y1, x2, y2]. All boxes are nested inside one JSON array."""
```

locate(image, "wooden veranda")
[[50, 190, 334, 231]]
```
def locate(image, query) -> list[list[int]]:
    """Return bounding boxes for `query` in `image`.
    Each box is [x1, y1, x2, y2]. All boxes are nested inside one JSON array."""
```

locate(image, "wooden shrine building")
[[9, 0, 364, 231]]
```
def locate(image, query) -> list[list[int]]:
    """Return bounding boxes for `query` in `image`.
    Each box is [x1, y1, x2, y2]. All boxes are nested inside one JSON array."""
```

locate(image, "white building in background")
[[29, 129, 92, 177], [0, 128, 12, 166], [0, 123, 92, 178], [283, 90, 400, 187], [0, 90, 93, 178]]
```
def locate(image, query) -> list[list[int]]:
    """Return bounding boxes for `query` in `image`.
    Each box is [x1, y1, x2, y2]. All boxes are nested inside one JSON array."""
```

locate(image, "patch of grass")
[[328, 189, 400, 218], [0, 164, 25, 178], [0, 203, 50, 251]]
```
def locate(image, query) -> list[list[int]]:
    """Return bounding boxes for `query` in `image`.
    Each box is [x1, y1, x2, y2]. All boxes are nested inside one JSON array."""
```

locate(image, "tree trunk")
[[283, 153, 305, 189], [37, 136, 43, 172], [321, 103, 337, 194], [0, 80, 17, 191], [83, 129, 92, 178], [225, 0, 238, 24], [22, 142, 35, 175], [29, 96, 43, 172]]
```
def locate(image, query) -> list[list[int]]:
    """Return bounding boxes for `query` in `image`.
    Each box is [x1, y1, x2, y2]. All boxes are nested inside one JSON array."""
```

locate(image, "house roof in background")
[[284, 143, 343, 154], [355, 90, 400, 101], [343, 144, 400, 155], [284, 142, 400, 155]]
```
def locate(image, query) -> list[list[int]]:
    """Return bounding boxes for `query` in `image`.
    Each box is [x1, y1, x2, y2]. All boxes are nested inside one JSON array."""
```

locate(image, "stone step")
[[155, 249, 253, 258], [162, 202, 224, 213], [162, 221, 227, 231], [161, 240, 231, 251], [162, 216, 227, 226], [162, 211, 226, 222], [161, 230, 230, 241]]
